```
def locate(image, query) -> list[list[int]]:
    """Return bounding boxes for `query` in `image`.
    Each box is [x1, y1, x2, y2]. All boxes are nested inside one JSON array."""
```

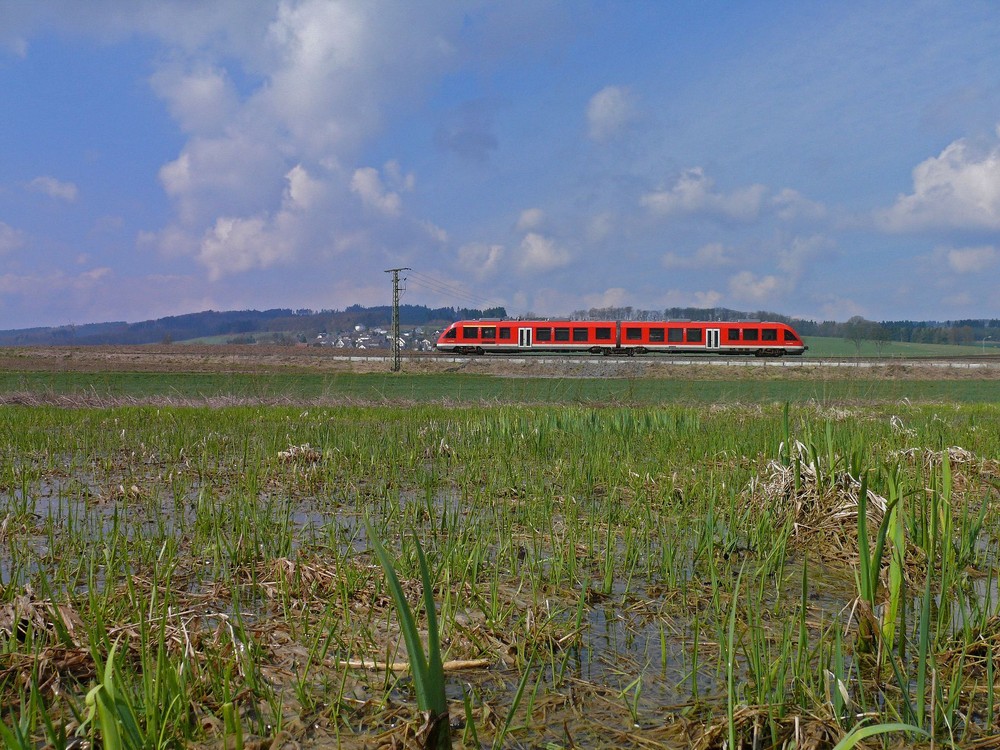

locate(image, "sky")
[[1, 1, 1000, 330]]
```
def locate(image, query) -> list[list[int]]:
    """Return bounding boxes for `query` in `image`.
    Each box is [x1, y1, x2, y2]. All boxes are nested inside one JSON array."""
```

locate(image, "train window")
[[762, 328, 777, 341], [649, 327, 665, 342], [668, 328, 683, 342], [555, 327, 570, 341], [686, 328, 702, 343], [625, 327, 642, 341], [573, 327, 589, 342], [536, 327, 552, 341], [596, 327, 612, 340], [462, 326, 479, 339], [482, 326, 496, 338], [743, 329, 759, 341], [499, 327, 512, 340], [444, 328, 457, 339], [783, 330, 799, 342], [727, 328, 740, 341]]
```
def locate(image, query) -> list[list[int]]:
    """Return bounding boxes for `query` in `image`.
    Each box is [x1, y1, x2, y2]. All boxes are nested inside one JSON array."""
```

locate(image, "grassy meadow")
[[800, 336, 998, 358], [1, 368, 998, 406], [0, 359, 999, 749]]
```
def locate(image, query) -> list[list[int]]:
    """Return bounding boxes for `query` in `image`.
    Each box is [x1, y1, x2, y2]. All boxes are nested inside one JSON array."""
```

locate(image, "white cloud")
[[819, 296, 866, 320], [458, 242, 504, 279], [28, 175, 78, 202], [586, 212, 614, 243], [159, 133, 288, 225], [195, 163, 325, 279], [150, 64, 239, 134], [137, 225, 199, 259], [879, 129, 1000, 231], [516, 208, 545, 232], [587, 85, 636, 142], [943, 245, 999, 273], [285, 164, 325, 209], [420, 220, 448, 243], [351, 164, 412, 217], [641, 168, 766, 222], [583, 287, 629, 309], [382, 160, 415, 192], [198, 216, 291, 280], [518, 232, 570, 271], [662, 242, 734, 269], [770, 188, 826, 221], [728, 270, 783, 303], [693, 290, 723, 307], [777, 234, 832, 277], [0, 222, 26, 254], [0, 266, 111, 296]]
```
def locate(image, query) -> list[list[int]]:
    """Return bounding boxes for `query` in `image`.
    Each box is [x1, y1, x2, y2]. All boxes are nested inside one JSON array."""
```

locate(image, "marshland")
[[1, 352, 999, 749]]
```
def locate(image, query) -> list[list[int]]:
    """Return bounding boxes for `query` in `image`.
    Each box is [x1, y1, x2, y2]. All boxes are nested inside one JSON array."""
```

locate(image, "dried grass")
[[745, 441, 887, 564]]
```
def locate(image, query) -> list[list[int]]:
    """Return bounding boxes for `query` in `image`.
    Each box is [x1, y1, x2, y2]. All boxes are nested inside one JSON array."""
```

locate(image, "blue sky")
[[1, 1, 999, 329]]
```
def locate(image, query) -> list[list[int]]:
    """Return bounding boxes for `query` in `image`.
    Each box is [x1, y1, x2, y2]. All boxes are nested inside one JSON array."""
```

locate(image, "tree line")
[[569, 307, 998, 350]]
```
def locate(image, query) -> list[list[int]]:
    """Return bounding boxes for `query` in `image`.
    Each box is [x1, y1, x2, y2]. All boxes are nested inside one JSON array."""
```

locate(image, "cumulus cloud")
[[458, 242, 504, 279], [777, 234, 833, 277], [126, 2, 491, 281], [693, 290, 723, 307], [586, 212, 614, 243], [819, 296, 866, 320], [159, 133, 288, 225], [0, 222, 26, 254], [879, 129, 1000, 231], [198, 216, 291, 280], [641, 168, 766, 222], [0, 266, 111, 296], [195, 163, 326, 279], [150, 64, 239, 134], [662, 242, 734, 269], [728, 270, 783, 303], [587, 85, 636, 142], [28, 176, 78, 202], [350, 162, 413, 217], [420, 220, 448, 243], [518, 232, 570, 271], [770, 188, 826, 221], [943, 245, 999, 273], [516, 208, 545, 232]]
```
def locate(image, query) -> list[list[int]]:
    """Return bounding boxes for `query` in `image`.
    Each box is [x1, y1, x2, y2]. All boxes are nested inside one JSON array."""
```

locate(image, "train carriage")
[[436, 319, 807, 357]]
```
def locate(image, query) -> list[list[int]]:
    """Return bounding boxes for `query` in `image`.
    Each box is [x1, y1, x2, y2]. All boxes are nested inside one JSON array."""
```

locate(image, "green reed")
[[0, 401, 998, 746]]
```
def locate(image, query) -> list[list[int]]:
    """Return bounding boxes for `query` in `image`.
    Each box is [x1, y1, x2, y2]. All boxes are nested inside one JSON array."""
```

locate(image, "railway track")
[[412, 352, 1000, 368]]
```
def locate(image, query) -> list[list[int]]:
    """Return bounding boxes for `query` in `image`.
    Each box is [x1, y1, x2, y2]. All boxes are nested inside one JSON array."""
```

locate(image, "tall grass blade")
[[365, 520, 449, 748], [832, 722, 928, 750]]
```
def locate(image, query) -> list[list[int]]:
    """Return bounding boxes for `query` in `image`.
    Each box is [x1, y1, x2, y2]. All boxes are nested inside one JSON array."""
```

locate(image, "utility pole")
[[385, 267, 410, 372]]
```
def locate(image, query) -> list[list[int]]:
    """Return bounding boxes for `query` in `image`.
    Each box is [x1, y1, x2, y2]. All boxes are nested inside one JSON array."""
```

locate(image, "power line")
[[384, 267, 410, 372], [405, 269, 504, 310]]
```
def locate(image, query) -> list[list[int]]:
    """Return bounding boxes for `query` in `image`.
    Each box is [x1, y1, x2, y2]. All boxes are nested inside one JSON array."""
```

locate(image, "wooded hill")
[[0, 304, 994, 347], [0, 305, 506, 346]]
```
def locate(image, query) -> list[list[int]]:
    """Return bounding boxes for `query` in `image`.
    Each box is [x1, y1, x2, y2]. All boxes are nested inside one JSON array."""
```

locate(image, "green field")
[[802, 335, 998, 357], [1, 368, 998, 404]]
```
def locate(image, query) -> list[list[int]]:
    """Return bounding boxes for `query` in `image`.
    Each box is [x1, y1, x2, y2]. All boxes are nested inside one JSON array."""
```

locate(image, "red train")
[[436, 319, 808, 357]]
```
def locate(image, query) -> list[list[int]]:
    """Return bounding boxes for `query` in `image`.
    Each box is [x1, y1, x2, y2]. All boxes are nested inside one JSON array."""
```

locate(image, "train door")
[[518, 327, 532, 348], [706, 328, 721, 350]]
